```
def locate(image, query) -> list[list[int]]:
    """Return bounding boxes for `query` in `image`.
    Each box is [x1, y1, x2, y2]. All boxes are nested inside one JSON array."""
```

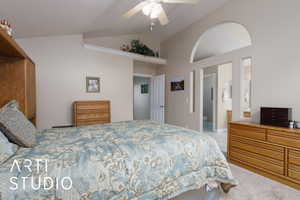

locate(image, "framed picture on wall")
[[86, 77, 100, 93], [171, 78, 184, 91]]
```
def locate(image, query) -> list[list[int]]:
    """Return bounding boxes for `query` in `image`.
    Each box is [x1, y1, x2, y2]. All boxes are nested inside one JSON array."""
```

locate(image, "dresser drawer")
[[288, 170, 300, 182], [289, 149, 300, 166], [267, 130, 300, 149], [230, 124, 266, 141], [288, 166, 300, 182], [77, 113, 110, 121], [231, 148, 284, 175], [76, 120, 110, 126], [76, 104, 109, 113], [231, 135, 284, 161]]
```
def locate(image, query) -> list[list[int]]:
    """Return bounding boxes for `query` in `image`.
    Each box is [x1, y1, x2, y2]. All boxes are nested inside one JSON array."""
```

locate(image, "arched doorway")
[[190, 22, 252, 152], [190, 22, 252, 63]]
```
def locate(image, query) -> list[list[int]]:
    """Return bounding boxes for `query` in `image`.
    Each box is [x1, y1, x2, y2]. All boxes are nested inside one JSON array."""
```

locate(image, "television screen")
[[260, 107, 292, 128]]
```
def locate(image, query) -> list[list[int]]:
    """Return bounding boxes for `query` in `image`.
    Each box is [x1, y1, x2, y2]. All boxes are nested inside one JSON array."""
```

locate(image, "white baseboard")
[[216, 128, 227, 133]]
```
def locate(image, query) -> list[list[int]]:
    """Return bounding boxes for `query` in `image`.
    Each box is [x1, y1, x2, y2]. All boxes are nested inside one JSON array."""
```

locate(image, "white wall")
[[158, 0, 300, 130], [133, 77, 151, 120], [133, 61, 158, 76], [17, 35, 133, 129]]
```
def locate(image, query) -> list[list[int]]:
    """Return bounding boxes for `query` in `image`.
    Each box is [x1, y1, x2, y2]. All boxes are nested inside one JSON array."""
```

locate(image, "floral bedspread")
[[0, 120, 236, 200]]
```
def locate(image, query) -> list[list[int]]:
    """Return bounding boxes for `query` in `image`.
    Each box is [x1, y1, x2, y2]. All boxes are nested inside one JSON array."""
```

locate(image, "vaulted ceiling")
[[0, 0, 230, 41]]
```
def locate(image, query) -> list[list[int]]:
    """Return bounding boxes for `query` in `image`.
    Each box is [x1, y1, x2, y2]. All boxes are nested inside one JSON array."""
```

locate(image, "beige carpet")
[[220, 164, 300, 200]]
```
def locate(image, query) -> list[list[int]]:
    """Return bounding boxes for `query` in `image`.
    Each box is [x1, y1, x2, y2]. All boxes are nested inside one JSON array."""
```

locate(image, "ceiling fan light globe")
[[150, 3, 163, 18], [142, 3, 152, 16], [150, 11, 159, 19]]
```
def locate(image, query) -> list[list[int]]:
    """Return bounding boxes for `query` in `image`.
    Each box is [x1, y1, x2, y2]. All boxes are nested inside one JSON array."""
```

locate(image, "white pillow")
[[0, 130, 18, 165]]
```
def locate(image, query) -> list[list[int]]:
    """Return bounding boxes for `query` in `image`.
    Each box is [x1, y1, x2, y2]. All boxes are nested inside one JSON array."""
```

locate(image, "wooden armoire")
[[0, 28, 36, 125]]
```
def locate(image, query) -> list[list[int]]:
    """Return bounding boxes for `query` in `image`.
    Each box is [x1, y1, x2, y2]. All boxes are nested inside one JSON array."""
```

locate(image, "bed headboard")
[[0, 28, 36, 125]]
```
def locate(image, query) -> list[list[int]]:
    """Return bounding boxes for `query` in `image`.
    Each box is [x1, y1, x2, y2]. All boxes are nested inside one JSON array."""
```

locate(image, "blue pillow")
[[0, 100, 37, 148], [0, 130, 18, 164]]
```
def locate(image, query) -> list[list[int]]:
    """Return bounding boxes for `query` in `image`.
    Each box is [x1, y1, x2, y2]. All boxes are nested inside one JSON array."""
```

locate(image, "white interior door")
[[151, 74, 165, 122]]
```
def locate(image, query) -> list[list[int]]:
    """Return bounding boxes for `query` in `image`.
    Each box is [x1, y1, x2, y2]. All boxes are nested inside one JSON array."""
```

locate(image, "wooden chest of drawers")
[[228, 122, 300, 190], [73, 101, 111, 127]]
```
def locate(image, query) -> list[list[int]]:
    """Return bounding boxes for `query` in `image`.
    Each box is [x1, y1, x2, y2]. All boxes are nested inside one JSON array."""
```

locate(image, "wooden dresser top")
[[231, 121, 300, 134]]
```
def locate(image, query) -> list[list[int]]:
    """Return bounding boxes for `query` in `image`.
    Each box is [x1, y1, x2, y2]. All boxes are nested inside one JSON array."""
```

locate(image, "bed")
[[0, 30, 236, 199], [0, 120, 236, 200]]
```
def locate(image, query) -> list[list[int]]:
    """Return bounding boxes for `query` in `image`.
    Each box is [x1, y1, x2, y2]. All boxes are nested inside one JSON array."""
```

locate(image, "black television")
[[260, 107, 292, 128]]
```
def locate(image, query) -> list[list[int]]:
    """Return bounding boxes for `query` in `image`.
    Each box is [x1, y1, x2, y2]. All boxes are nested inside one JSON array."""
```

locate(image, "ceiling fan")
[[122, 0, 198, 26]]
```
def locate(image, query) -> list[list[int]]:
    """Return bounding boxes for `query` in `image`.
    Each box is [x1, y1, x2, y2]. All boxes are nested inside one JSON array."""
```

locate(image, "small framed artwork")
[[141, 84, 149, 94], [86, 77, 100, 93], [171, 78, 184, 91]]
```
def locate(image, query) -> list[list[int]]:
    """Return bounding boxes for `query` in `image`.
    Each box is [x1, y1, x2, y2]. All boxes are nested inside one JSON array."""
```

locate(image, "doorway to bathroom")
[[203, 71, 217, 131]]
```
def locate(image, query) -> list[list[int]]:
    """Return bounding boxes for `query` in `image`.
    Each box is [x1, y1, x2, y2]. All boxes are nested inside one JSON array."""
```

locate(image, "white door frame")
[[133, 73, 153, 78], [199, 69, 204, 132]]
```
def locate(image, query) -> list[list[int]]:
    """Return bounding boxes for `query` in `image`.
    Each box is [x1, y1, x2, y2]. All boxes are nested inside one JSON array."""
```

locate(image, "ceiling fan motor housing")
[[123, 0, 197, 25], [142, 1, 163, 19]]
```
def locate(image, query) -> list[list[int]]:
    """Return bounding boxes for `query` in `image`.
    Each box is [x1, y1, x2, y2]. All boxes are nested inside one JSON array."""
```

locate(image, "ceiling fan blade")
[[122, 2, 148, 18], [162, 0, 198, 4], [158, 7, 169, 26]]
